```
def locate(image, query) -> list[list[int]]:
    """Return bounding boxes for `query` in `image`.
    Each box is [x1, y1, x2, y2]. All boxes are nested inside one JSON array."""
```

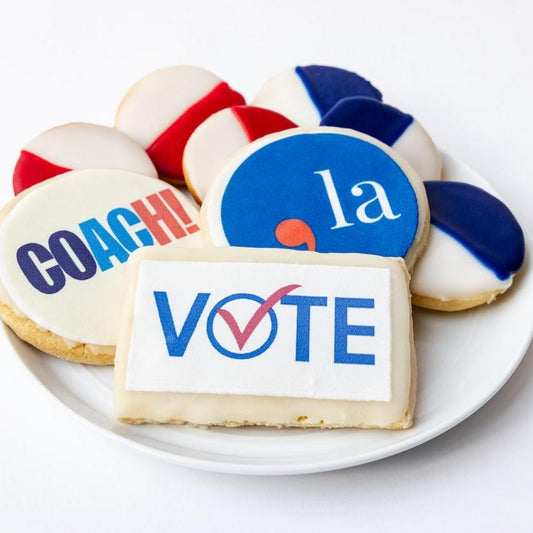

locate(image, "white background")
[[1, 1, 533, 531]]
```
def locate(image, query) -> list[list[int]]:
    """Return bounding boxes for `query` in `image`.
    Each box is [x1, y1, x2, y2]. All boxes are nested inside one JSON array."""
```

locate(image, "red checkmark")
[[216, 284, 301, 350]]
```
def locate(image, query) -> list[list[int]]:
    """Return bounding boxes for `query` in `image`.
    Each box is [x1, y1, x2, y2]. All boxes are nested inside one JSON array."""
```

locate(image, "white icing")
[[126, 260, 392, 401], [411, 225, 512, 301], [114, 246, 414, 428], [0, 276, 25, 317], [0, 169, 203, 346], [391, 119, 442, 181], [183, 108, 249, 202], [60, 338, 114, 355], [86, 343, 114, 355], [252, 68, 321, 127], [115, 66, 221, 148], [23, 122, 158, 177]]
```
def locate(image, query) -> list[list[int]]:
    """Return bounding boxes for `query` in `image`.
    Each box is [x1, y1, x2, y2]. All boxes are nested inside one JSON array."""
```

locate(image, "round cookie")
[[320, 97, 442, 181], [201, 127, 429, 271], [0, 169, 202, 364], [12, 122, 158, 194], [115, 66, 245, 185], [411, 181, 525, 311], [183, 105, 297, 203], [252, 65, 382, 127]]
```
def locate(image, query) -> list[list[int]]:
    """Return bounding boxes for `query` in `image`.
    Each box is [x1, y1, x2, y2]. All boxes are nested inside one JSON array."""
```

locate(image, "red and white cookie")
[[183, 105, 296, 203], [12, 122, 158, 195], [115, 66, 246, 185]]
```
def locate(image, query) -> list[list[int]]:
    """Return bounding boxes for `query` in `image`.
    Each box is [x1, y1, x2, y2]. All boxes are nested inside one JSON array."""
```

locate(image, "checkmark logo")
[[216, 284, 301, 350]]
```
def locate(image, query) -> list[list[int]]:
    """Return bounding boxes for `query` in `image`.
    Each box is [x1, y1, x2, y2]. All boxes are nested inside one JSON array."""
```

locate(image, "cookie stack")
[[0, 65, 525, 430]]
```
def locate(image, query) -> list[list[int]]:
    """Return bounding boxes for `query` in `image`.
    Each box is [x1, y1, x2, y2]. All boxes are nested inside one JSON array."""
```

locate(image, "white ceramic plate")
[[3, 154, 533, 475]]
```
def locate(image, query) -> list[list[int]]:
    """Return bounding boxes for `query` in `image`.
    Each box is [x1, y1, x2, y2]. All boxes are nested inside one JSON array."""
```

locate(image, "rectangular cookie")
[[114, 246, 416, 429]]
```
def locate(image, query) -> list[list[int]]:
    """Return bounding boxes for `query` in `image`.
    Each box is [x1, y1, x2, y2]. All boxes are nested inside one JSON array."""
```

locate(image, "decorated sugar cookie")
[[183, 105, 297, 203], [411, 181, 525, 311], [115, 246, 415, 429], [115, 66, 245, 184], [320, 97, 442, 181], [252, 65, 382, 127], [0, 169, 202, 364], [201, 127, 429, 270], [12, 122, 158, 194]]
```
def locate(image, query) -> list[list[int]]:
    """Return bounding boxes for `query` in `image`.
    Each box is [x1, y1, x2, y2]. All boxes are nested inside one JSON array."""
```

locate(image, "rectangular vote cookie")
[[114, 246, 416, 429]]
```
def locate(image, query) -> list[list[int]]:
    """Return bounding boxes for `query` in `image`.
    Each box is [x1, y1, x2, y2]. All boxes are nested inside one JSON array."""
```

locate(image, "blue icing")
[[320, 97, 414, 146], [220, 132, 419, 258], [295, 65, 382, 118], [424, 181, 525, 280]]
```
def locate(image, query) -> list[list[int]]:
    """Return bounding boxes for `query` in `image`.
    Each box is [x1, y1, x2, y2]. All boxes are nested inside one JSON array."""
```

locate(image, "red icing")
[[13, 150, 72, 195], [230, 105, 297, 142], [131, 188, 199, 245], [275, 219, 316, 251], [146, 82, 245, 183], [131, 192, 186, 244]]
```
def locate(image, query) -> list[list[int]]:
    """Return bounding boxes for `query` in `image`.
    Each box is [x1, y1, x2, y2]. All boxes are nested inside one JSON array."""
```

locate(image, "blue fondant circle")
[[219, 132, 420, 258]]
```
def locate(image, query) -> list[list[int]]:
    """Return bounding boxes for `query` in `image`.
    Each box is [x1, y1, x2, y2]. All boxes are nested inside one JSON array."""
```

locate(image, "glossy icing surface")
[[320, 97, 412, 146], [411, 225, 512, 301], [252, 68, 321, 126], [145, 82, 245, 182], [115, 66, 245, 182], [115, 66, 222, 147], [252, 65, 382, 127], [183, 108, 249, 202], [114, 246, 414, 429], [183, 106, 296, 202], [321, 97, 442, 181], [13, 122, 158, 194], [296, 66, 382, 117], [13, 151, 71, 194], [230, 105, 296, 142], [202, 127, 428, 270]]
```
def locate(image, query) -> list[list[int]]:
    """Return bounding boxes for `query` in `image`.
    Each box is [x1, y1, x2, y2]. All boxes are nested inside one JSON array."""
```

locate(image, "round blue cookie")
[[201, 127, 429, 270], [320, 97, 442, 181]]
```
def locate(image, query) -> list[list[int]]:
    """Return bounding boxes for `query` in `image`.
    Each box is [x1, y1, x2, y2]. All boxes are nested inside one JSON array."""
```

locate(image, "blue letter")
[[16, 242, 65, 295], [79, 218, 130, 272], [281, 295, 327, 362], [49, 230, 97, 281], [153, 291, 209, 357], [107, 208, 154, 252], [334, 297, 375, 365]]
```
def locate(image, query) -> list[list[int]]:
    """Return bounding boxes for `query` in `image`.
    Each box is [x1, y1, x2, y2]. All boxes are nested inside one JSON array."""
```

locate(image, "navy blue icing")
[[320, 96, 414, 146], [424, 181, 525, 280], [295, 65, 382, 118]]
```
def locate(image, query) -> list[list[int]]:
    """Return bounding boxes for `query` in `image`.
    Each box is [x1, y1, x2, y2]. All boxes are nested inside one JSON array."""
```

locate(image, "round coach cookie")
[[12, 122, 158, 194], [0, 169, 202, 364], [320, 97, 442, 181], [411, 181, 525, 311], [201, 127, 429, 270], [252, 65, 382, 127], [115, 66, 245, 185], [183, 105, 296, 203]]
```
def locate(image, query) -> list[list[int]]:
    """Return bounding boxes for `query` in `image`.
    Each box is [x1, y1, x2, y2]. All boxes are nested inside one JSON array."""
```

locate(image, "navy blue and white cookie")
[[252, 65, 382, 127], [320, 97, 442, 181], [201, 127, 429, 271], [411, 181, 525, 311]]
